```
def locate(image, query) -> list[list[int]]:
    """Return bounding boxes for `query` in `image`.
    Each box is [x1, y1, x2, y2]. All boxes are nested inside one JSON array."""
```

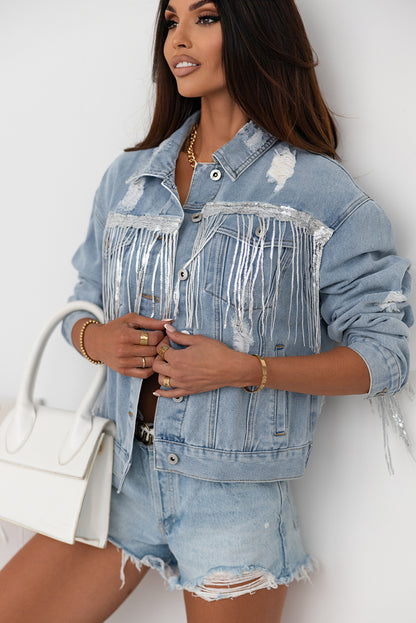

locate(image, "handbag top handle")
[[7, 301, 107, 462]]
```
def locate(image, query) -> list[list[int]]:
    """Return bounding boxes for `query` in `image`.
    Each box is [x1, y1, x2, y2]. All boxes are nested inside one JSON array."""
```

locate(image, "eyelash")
[[165, 14, 220, 30]]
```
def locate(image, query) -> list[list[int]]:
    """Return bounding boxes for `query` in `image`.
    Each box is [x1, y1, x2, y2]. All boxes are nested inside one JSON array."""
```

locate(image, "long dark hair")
[[127, 0, 338, 158]]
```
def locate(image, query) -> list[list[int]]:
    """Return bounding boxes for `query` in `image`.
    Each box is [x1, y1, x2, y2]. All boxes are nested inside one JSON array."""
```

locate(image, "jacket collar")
[[133, 111, 278, 182]]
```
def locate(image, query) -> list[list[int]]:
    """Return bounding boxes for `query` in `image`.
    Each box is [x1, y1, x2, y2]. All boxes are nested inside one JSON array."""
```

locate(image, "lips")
[[171, 54, 201, 77]]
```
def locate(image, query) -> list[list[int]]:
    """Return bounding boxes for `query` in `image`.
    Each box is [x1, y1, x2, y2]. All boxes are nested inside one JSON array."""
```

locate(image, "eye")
[[197, 14, 220, 25], [165, 18, 178, 30]]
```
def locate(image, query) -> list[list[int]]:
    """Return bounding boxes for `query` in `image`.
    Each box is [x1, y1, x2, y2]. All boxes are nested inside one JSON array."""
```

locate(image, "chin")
[[175, 84, 204, 99], [174, 76, 227, 101]]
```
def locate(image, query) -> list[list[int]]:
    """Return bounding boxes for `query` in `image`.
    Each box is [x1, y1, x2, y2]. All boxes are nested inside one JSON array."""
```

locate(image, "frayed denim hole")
[[184, 558, 317, 602], [187, 568, 281, 602]]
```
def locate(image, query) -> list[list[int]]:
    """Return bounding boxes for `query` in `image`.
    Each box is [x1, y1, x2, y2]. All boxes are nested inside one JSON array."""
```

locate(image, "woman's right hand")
[[71, 312, 167, 378]]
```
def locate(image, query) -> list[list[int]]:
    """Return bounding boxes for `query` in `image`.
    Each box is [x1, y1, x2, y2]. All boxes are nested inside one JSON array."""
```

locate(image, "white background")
[[1, 1, 415, 621]]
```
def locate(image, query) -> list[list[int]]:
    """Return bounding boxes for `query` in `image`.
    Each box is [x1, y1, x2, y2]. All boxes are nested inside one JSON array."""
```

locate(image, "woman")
[[0, 0, 412, 621]]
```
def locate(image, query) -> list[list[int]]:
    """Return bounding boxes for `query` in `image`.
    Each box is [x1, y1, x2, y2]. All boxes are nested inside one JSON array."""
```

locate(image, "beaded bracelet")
[[244, 355, 267, 393], [79, 319, 103, 365]]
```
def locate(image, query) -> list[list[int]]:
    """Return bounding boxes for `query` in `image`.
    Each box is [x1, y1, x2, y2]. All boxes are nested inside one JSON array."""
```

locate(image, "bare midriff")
[[138, 376, 159, 423]]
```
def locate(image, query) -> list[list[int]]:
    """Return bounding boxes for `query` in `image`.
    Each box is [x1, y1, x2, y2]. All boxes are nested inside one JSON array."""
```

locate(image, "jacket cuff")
[[61, 310, 98, 347], [347, 339, 403, 398]]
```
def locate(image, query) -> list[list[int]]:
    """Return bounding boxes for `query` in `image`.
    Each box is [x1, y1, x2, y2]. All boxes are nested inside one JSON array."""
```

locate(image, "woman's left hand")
[[152, 324, 255, 398]]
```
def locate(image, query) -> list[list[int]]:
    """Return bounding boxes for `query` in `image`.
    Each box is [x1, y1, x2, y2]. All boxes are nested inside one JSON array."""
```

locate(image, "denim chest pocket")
[[203, 216, 294, 311], [103, 225, 141, 319], [103, 226, 137, 259], [102, 213, 181, 321]]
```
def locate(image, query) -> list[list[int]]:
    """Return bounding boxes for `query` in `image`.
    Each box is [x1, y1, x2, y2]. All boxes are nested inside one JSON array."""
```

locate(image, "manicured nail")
[[164, 323, 175, 332], [161, 318, 173, 322], [153, 392, 161, 397]]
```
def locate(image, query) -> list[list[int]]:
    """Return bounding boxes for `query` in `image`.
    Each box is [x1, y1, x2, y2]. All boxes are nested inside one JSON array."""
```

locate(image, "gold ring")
[[141, 357, 146, 368], [158, 344, 170, 360], [162, 376, 172, 388], [139, 331, 149, 346]]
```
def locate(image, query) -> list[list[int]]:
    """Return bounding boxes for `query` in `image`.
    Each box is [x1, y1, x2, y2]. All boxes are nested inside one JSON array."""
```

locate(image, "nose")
[[171, 23, 192, 49]]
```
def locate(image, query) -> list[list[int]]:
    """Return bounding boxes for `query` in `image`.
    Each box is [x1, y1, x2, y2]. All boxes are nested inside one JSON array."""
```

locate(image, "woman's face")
[[163, 0, 226, 100]]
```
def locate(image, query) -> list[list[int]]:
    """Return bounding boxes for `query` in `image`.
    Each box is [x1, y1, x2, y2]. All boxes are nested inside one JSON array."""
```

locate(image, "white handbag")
[[0, 302, 116, 548]]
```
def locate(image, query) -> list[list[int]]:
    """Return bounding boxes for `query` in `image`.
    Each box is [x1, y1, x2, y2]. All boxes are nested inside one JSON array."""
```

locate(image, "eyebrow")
[[166, 1, 217, 13]]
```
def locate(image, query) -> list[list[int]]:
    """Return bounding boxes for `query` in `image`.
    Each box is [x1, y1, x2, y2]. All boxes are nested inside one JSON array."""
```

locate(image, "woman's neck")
[[193, 97, 249, 163]]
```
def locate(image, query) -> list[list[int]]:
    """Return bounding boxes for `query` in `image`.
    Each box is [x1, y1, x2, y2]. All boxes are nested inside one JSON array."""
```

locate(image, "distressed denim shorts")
[[108, 437, 315, 601]]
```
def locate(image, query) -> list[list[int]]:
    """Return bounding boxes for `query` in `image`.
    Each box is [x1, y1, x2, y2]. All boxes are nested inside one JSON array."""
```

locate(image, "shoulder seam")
[[329, 195, 371, 232]]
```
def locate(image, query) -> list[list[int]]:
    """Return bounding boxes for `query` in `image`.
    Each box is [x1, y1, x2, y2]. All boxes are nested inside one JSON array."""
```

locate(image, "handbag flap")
[[0, 405, 116, 479]]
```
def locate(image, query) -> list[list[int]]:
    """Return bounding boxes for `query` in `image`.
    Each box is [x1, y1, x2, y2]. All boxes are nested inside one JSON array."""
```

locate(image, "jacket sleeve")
[[319, 197, 413, 397], [61, 189, 107, 346]]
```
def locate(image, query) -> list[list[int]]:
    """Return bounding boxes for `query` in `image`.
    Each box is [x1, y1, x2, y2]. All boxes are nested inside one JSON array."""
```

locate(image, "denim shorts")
[[108, 437, 315, 601]]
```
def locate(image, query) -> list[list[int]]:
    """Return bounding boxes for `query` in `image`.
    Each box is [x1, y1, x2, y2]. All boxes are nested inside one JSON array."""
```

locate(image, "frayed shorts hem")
[[108, 537, 318, 602], [108, 537, 179, 591]]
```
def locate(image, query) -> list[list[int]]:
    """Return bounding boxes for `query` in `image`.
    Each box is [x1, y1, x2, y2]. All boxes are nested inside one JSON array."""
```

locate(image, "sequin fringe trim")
[[369, 381, 416, 474], [174, 202, 332, 353], [102, 214, 181, 321]]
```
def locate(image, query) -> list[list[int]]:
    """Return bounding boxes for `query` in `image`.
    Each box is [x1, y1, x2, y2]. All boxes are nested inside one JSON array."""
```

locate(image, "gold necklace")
[[186, 123, 199, 169]]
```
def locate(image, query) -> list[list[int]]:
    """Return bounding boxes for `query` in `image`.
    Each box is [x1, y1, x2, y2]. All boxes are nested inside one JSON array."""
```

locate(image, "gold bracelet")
[[79, 319, 103, 365], [244, 355, 267, 393]]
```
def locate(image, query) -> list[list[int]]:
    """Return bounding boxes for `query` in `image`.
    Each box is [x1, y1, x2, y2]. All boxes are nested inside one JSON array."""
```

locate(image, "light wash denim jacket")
[[63, 112, 412, 490]]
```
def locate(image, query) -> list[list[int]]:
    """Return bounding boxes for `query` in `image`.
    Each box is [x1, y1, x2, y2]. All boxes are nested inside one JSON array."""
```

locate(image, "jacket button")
[[172, 396, 184, 403], [168, 453, 179, 465], [255, 225, 266, 238], [191, 212, 203, 223], [178, 268, 189, 281], [210, 169, 222, 181]]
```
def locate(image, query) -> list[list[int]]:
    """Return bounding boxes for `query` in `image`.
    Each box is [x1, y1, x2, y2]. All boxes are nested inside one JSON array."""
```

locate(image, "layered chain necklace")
[[186, 123, 199, 169]]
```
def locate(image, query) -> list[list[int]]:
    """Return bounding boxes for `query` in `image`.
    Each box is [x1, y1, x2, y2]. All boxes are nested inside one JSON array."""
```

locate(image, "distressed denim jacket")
[[63, 112, 412, 490]]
